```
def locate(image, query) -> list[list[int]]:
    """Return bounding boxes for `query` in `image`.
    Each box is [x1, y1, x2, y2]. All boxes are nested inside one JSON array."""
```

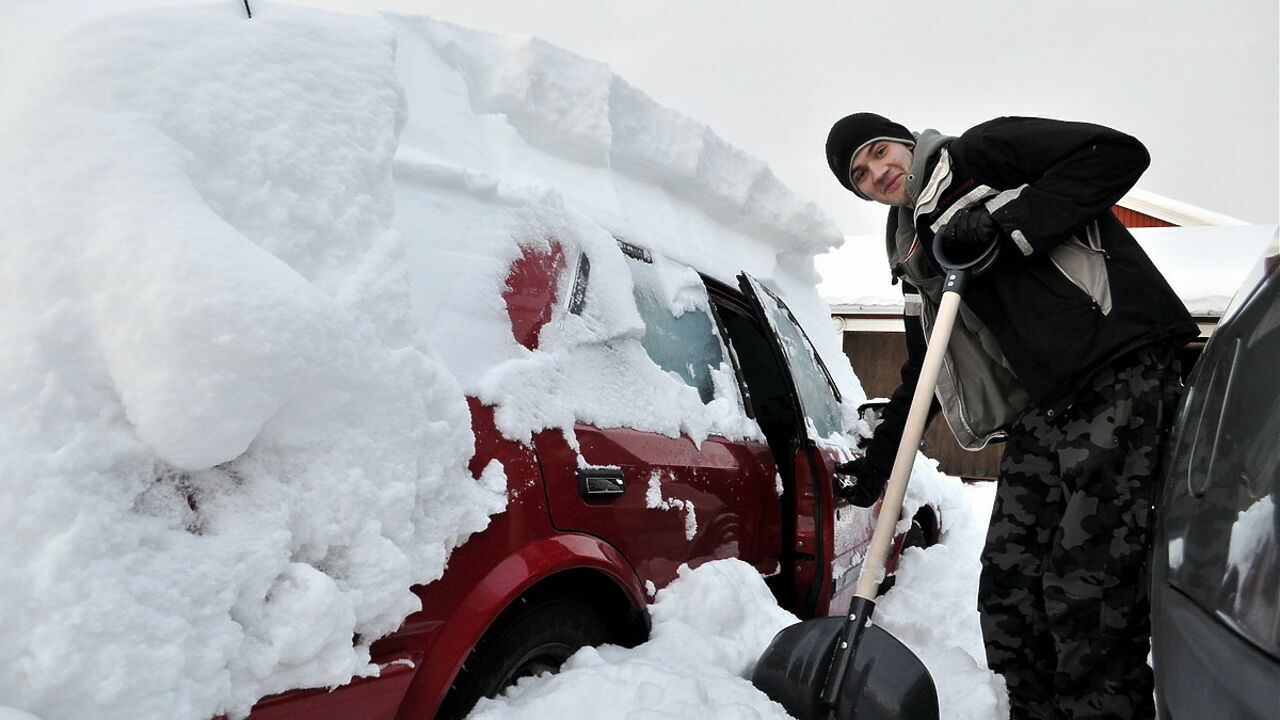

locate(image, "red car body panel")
[[536, 424, 782, 591], [394, 531, 644, 720], [239, 241, 934, 719], [788, 447, 822, 615], [502, 241, 566, 351], [244, 653, 418, 720], [244, 401, 646, 720], [387, 401, 648, 720]]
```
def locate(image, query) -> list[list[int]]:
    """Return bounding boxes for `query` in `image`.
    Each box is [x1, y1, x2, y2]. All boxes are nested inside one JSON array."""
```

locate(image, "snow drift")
[[467, 559, 802, 720], [0, 5, 506, 719]]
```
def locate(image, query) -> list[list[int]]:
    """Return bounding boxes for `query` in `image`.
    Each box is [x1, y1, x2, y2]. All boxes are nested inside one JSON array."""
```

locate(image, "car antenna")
[[243, 0, 253, 19]]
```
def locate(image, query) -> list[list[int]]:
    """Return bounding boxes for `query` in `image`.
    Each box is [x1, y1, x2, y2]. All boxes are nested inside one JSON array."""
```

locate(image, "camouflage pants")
[[979, 345, 1183, 720]]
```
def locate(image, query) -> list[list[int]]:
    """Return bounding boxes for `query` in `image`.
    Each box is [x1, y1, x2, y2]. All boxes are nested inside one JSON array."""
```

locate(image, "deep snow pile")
[[469, 559, 802, 720], [874, 471, 1008, 720], [0, 5, 506, 720], [0, 2, 860, 720]]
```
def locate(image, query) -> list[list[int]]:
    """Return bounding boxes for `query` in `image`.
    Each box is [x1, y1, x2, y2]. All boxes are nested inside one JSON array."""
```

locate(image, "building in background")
[[1114, 188, 1252, 229], [819, 192, 1276, 480]]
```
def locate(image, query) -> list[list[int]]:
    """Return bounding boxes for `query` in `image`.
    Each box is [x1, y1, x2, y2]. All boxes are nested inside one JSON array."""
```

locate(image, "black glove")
[[833, 456, 890, 508], [938, 205, 1004, 264]]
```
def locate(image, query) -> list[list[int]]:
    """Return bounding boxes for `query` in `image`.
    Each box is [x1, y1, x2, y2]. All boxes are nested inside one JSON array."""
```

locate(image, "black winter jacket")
[[864, 117, 1198, 469]]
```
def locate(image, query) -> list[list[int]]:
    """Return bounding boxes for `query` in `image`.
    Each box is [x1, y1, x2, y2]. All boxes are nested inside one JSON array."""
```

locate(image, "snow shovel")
[[751, 236, 1000, 720]]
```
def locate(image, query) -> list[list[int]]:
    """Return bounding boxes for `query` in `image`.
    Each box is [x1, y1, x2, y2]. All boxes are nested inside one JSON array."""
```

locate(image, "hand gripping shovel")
[[751, 236, 999, 720]]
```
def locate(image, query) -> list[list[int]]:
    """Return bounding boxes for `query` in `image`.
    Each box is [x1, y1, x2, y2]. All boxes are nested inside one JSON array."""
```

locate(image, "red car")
[[240, 237, 940, 720]]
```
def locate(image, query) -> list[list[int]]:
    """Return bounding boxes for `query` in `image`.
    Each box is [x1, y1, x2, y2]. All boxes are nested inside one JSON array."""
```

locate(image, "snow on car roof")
[[385, 13, 843, 276]]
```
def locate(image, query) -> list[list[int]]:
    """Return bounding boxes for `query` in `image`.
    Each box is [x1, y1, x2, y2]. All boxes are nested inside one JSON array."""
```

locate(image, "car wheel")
[[435, 595, 610, 720]]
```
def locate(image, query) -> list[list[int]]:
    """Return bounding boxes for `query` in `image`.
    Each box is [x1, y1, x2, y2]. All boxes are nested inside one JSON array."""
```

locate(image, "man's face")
[[848, 140, 914, 207]]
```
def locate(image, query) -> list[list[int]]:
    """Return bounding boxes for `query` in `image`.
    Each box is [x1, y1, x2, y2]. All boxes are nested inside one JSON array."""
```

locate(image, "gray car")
[[1151, 230, 1280, 720]]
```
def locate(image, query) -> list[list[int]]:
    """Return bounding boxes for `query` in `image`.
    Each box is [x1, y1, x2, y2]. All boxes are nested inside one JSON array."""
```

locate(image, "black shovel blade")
[[751, 617, 939, 720]]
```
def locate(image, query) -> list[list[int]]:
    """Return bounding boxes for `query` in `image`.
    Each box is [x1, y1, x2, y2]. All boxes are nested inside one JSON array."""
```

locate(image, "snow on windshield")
[[0, 2, 865, 719]]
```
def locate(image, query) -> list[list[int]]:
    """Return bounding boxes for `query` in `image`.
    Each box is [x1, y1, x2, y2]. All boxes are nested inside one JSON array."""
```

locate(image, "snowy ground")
[[467, 478, 1007, 720], [2, 473, 1009, 720]]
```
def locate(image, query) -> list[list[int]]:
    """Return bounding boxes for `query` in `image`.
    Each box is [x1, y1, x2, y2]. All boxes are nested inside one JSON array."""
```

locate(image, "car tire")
[[435, 594, 611, 720]]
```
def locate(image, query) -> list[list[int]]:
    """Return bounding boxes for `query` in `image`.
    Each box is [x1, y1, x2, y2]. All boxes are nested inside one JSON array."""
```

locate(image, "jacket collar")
[[885, 129, 955, 283], [904, 129, 953, 208]]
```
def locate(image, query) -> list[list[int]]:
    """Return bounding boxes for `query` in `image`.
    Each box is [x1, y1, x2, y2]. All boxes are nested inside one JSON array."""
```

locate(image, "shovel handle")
[[852, 271, 965, 600], [817, 234, 992, 710], [817, 268, 967, 710], [849, 231, 993, 599]]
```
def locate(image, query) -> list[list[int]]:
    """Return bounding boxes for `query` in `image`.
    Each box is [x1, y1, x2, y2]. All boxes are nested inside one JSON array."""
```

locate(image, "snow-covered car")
[[0, 6, 942, 720], [243, 241, 941, 720], [1151, 229, 1279, 720]]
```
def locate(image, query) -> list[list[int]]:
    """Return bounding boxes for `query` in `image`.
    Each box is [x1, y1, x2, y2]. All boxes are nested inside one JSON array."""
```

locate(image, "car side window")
[[1210, 281, 1280, 652], [1183, 339, 1240, 497], [1217, 286, 1280, 499], [624, 249, 727, 405], [750, 283, 843, 438], [1183, 279, 1280, 501], [1167, 273, 1279, 654]]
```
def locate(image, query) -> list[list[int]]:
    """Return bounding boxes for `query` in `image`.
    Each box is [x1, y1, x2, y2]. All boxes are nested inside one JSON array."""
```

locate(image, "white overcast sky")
[[283, 0, 1278, 237]]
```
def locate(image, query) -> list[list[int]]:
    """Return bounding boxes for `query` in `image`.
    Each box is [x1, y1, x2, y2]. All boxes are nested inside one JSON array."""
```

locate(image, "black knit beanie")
[[826, 113, 914, 199]]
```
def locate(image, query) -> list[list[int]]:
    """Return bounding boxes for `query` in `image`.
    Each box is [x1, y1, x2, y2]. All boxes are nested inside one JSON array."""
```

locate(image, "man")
[[825, 113, 1197, 720]]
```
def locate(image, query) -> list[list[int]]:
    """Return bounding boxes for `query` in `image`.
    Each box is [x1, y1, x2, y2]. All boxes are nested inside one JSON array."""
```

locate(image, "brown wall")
[[841, 329, 1004, 480]]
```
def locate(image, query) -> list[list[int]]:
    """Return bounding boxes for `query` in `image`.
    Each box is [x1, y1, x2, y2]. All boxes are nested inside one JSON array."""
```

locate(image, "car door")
[[737, 273, 872, 619], [1153, 253, 1279, 720], [535, 243, 783, 593]]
